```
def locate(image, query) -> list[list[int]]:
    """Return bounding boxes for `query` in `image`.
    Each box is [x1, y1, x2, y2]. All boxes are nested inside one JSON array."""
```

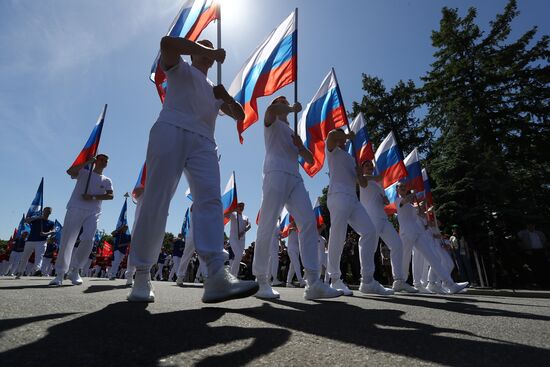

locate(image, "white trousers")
[[168, 256, 181, 280], [6, 252, 22, 275], [268, 231, 280, 281], [41, 257, 53, 275], [16, 240, 47, 274], [175, 230, 208, 279], [55, 207, 100, 275], [327, 193, 377, 282], [109, 250, 125, 278], [254, 171, 319, 277], [286, 231, 303, 283], [371, 217, 405, 281], [229, 237, 245, 276], [130, 122, 225, 273], [401, 231, 453, 284]]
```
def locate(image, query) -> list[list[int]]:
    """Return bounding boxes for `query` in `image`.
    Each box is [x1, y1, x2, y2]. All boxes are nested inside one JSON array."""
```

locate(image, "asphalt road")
[[1, 277, 549, 366]]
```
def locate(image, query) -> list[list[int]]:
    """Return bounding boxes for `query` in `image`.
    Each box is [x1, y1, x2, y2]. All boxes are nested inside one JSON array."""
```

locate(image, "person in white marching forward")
[[228, 202, 251, 276], [253, 96, 342, 300], [285, 222, 306, 287], [325, 129, 392, 296], [49, 154, 113, 286], [359, 160, 418, 293], [126, 36, 258, 303], [396, 182, 468, 294]]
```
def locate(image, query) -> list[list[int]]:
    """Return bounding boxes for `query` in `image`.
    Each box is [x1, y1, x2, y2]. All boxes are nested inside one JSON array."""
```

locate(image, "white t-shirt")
[[230, 212, 249, 240], [396, 197, 423, 235], [327, 146, 356, 196], [263, 118, 300, 177], [67, 168, 113, 213], [156, 58, 223, 142], [360, 181, 388, 221]]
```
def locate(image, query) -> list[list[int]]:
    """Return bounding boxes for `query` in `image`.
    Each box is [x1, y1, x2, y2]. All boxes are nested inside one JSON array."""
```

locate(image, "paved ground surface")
[[1, 277, 549, 367]]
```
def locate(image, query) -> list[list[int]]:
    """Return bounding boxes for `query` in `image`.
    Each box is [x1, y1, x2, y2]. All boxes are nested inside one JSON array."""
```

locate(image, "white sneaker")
[[127, 269, 155, 302], [286, 282, 296, 288], [299, 280, 307, 288], [359, 280, 394, 295], [202, 266, 259, 303], [393, 280, 419, 293], [444, 281, 469, 294], [330, 279, 353, 296], [426, 281, 447, 294], [304, 280, 344, 300], [255, 276, 280, 299], [125, 277, 134, 287], [414, 284, 435, 294], [176, 276, 184, 287], [271, 279, 283, 286], [70, 270, 83, 285], [49, 274, 63, 286]]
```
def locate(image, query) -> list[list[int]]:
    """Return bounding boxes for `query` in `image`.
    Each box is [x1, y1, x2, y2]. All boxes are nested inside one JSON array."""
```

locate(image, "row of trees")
[[331, 0, 549, 248]]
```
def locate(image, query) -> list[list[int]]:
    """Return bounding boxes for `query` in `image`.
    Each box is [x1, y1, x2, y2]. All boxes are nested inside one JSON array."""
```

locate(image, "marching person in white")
[[396, 182, 468, 294], [254, 96, 342, 300], [325, 129, 391, 295], [359, 160, 418, 293], [16, 207, 55, 277], [285, 222, 306, 287], [128, 37, 258, 302], [228, 202, 251, 276], [49, 154, 113, 286]]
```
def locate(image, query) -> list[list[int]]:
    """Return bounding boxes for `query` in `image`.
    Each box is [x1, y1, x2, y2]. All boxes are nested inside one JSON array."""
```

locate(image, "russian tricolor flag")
[[279, 207, 294, 238], [421, 167, 433, 207], [228, 10, 297, 143], [151, 0, 220, 102], [313, 198, 324, 229], [297, 68, 348, 177], [383, 148, 424, 215], [70, 104, 107, 169], [374, 131, 407, 189], [26, 177, 43, 218], [221, 172, 238, 225], [346, 113, 374, 165], [131, 162, 147, 202]]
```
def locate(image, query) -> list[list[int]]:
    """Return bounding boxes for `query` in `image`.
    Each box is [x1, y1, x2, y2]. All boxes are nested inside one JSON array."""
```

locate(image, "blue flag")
[[115, 198, 130, 235], [54, 219, 63, 245], [181, 207, 190, 239], [27, 177, 44, 218], [16, 214, 29, 239]]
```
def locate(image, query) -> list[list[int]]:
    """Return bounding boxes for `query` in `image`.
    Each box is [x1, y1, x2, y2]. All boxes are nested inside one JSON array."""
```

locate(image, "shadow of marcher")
[[83, 285, 130, 294], [231, 300, 550, 367], [0, 302, 290, 367], [0, 313, 76, 335]]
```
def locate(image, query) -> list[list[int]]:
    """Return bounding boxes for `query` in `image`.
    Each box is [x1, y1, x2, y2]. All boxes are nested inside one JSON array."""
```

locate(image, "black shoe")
[[33, 270, 43, 277]]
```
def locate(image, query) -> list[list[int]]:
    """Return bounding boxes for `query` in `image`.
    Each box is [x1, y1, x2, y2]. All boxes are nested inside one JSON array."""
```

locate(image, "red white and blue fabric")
[[313, 198, 324, 229], [116, 198, 130, 235], [150, 0, 220, 102], [374, 131, 407, 189], [131, 162, 147, 202], [383, 148, 424, 215], [26, 177, 43, 218], [420, 167, 433, 207], [278, 207, 294, 238], [228, 10, 297, 143], [297, 68, 348, 177], [346, 113, 374, 165], [221, 172, 238, 225], [70, 104, 107, 168]]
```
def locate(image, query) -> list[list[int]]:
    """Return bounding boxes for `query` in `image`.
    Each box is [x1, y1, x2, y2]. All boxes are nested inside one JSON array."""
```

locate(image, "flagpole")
[[217, 5, 222, 86], [293, 7, 298, 133], [233, 170, 241, 239], [331, 67, 357, 167]]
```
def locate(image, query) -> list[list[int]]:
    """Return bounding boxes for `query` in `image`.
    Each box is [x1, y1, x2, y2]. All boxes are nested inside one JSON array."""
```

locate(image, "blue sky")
[[1, 0, 548, 242]]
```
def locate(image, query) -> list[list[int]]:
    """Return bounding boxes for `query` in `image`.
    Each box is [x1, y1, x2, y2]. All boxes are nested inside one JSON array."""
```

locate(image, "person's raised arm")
[[264, 102, 301, 127], [160, 36, 225, 70], [215, 85, 245, 121], [67, 157, 96, 179], [292, 133, 314, 164]]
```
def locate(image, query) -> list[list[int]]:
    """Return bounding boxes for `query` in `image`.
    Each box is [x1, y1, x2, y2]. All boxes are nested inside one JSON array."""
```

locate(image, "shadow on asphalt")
[[0, 313, 76, 334], [0, 302, 290, 367], [232, 300, 550, 367], [367, 295, 550, 321], [83, 285, 130, 294]]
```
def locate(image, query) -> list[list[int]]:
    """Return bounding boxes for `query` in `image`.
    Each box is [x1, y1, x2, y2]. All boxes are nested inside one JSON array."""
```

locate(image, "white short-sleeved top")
[[156, 58, 223, 142], [359, 181, 388, 221], [230, 212, 249, 240], [396, 197, 423, 235], [67, 168, 113, 213], [327, 146, 356, 196], [263, 118, 300, 177]]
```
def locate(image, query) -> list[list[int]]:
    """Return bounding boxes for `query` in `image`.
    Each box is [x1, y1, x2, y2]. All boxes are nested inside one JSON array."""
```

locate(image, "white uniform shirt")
[[360, 181, 388, 221], [157, 58, 223, 142], [230, 212, 249, 240], [263, 119, 300, 177], [327, 146, 356, 196], [396, 197, 423, 235], [67, 168, 113, 213]]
